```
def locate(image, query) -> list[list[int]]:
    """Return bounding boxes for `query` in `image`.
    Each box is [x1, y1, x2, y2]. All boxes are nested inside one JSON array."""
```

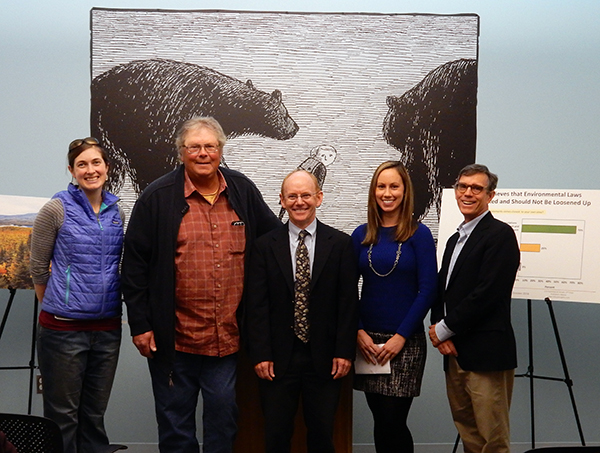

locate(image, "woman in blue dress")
[[352, 161, 437, 453]]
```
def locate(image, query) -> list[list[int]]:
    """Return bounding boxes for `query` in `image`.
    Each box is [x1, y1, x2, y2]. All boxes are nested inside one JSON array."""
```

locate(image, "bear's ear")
[[271, 89, 282, 103], [246, 79, 254, 88], [386, 95, 399, 107]]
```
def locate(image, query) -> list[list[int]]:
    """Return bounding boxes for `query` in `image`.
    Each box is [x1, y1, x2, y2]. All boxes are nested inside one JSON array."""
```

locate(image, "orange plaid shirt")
[[174, 170, 246, 357]]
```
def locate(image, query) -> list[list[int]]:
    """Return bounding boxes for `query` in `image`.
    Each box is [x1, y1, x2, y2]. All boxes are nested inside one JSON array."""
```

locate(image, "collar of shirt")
[[183, 168, 227, 201], [457, 209, 489, 241], [445, 209, 489, 290], [289, 219, 318, 276]]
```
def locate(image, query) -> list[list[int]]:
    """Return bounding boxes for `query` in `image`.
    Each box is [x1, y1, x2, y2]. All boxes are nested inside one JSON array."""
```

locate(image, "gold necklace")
[[367, 242, 402, 277]]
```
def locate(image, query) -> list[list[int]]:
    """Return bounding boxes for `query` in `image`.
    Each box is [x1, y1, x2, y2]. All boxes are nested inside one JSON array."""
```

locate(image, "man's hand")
[[132, 331, 157, 358], [331, 358, 351, 379], [436, 339, 458, 356], [254, 361, 275, 381], [429, 324, 441, 347]]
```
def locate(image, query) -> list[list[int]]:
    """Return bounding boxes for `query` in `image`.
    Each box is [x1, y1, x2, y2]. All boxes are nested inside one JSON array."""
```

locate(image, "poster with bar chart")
[[438, 188, 600, 304]]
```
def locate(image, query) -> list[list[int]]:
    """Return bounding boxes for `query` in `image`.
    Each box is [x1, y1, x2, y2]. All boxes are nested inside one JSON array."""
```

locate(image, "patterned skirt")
[[354, 330, 426, 398]]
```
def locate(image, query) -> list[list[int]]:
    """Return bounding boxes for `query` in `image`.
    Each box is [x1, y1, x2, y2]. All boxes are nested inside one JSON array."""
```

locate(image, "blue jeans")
[[37, 326, 121, 453], [148, 351, 238, 453]]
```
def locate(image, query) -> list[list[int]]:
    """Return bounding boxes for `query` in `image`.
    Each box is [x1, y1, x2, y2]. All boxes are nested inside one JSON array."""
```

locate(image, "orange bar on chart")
[[520, 243, 541, 252]]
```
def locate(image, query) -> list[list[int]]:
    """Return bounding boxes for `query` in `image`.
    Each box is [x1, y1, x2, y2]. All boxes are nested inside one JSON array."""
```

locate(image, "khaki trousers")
[[446, 356, 514, 453]]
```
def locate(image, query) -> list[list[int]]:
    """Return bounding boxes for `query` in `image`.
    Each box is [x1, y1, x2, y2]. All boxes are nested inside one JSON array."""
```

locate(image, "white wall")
[[1, 0, 600, 447]]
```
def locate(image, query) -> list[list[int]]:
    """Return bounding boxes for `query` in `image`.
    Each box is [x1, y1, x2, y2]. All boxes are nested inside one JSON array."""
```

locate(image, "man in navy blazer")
[[246, 169, 358, 453], [429, 164, 520, 453]]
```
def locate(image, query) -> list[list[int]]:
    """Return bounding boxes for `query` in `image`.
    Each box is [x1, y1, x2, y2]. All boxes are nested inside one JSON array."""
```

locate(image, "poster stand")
[[0, 288, 39, 414], [515, 297, 585, 450]]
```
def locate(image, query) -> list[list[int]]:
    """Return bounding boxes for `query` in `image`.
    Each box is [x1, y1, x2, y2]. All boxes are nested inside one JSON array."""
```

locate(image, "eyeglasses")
[[181, 144, 220, 155], [284, 192, 318, 202], [453, 182, 487, 195], [69, 137, 100, 151]]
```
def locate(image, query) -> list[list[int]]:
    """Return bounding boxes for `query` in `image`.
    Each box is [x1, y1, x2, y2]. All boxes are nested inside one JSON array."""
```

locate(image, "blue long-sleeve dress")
[[352, 222, 437, 396]]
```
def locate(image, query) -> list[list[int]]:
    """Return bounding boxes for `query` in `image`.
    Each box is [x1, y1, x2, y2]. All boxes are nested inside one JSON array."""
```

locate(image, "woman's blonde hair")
[[363, 161, 417, 245]]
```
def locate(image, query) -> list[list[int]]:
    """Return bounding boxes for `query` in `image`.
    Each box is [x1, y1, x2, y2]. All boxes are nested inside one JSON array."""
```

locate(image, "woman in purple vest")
[[30, 138, 124, 453]]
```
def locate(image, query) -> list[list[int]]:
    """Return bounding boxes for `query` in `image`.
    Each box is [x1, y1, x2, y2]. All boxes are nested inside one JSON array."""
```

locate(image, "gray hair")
[[456, 163, 498, 192], [175, 116, 227, 155]]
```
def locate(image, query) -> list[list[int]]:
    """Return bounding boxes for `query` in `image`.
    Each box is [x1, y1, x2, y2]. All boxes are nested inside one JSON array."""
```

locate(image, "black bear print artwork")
[[90, 10, 479, 232], [383, 59, 477, 221], [91, 58, 299, 194]]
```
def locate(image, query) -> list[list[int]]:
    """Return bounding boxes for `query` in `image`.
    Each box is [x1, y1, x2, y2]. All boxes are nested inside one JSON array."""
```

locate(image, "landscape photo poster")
[[90, 9, 479, 235], [0, 195, 49, 290]]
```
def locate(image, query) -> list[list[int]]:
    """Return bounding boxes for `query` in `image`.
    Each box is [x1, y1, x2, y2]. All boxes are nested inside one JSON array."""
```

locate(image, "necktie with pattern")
[[294, 229, 311, 343]]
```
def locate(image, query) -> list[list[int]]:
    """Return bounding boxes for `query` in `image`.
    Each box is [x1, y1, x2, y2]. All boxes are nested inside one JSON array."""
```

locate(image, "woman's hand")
[[357, 329, 379, 365], [374, 333, 406, 366]]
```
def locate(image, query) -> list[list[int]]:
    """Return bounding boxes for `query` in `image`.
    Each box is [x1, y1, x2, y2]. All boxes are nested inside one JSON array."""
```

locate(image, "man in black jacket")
[[246, 170, 358, 452], [122, 116, 280, 453], [430, 164, 520, 453]]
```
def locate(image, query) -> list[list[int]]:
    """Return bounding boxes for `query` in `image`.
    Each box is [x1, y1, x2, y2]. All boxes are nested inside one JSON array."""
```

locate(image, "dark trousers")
[[37, 326, 121, 453], [148, 351, 238, 453], [258, 339, 342, 453], [365, 393, 414, 453]]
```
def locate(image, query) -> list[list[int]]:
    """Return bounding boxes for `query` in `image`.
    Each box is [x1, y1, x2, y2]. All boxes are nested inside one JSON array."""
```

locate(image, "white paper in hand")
[[354, 344, 391, 374]]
